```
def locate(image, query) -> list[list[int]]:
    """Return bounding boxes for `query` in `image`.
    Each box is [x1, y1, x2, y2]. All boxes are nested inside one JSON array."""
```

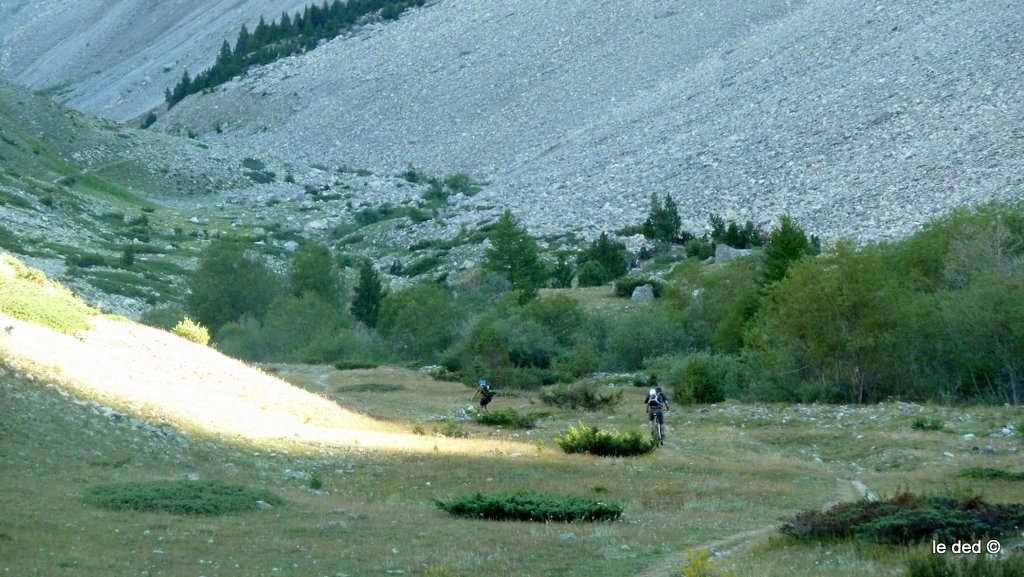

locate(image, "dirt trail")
[[633, 469, 875, 577]]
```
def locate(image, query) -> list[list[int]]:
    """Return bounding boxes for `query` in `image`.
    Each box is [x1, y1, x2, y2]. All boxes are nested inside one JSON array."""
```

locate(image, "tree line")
[[165, 0, 427, 108], [147, 198, 1024, 406]]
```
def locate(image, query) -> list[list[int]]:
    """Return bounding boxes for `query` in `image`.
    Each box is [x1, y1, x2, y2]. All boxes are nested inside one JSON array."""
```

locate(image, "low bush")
[[435, 491, 622, 522], [83, 480, 282, 515], [332, 360, 381, 370], [911, 416, 945, 431], [959, 467, 1024, 481], [436, 420, 469, 438], [172, 316, 210, 345], [473, 408, 547, 429], [336, 383, 406, 393], [780, 492, 1024, 545], [555, 422, 655, 457], [541, 384, 622, 411], [613, 277, 662, 298]]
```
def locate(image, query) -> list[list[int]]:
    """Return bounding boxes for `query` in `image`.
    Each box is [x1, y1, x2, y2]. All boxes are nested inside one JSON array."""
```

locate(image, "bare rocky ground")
[[2, 0, 1021, 245]]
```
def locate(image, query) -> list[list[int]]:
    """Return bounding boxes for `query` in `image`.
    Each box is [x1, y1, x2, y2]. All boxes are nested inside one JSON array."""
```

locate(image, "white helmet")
[[649, 388, 657, 397]]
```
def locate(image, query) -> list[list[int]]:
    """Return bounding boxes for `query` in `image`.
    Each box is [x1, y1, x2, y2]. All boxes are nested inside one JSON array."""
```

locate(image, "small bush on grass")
[[436, 420, 469, 438], [911, 416, 944, 431], [906, 550, 1024, 577], [84, 480, 282, 515], [780, 492, 1024, 545], [435, 491, 622, 522], [959, 467, 1024, 481], [541, 384, 622, 411], [614, 277, 662, 298], [556, 422, 655, 456], [336, 383, 407, 393], [473, 408, 547, 429], [332, 360, 381, 370], [172, 316, 210, 345]]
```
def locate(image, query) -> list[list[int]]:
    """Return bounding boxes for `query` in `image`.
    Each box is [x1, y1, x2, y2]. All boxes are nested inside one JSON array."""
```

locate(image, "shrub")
[[780, 492, 1024, 545], [473, 409, 546, 429], [140, 305, 186, 330], [959, 467, 1024, 481], [83, 480, 282, 515], [336, 383, 406, 393], [911, 416, 944, 431], [541, 385, 622, 411], [555, 422, 655, 457], [436, 420, 469, 438], [435, 491, 623, 522], [613, 276, 662, 298], [332, 361, 381, 370], [172, 316, 211, 345]]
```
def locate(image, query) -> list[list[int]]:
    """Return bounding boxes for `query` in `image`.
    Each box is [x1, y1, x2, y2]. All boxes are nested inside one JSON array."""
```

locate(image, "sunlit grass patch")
[[0, 255, 93, 334]]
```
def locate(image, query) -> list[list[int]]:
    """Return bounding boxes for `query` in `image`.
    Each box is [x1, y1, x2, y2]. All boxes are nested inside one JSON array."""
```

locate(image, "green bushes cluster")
[[541, 385, 622, 411], [473, 408, 546, 429], [555, 422, 655, 456], [435, 491, 623, 522], [780, 492, 1024, 545], [172, 316, 210, 345], [83, 480, 282, 515], [958, 467, 1024, 482]]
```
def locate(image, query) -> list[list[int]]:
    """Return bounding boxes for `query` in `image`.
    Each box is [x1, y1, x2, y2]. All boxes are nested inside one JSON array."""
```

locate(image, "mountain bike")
[[649, 412, 665, 446]]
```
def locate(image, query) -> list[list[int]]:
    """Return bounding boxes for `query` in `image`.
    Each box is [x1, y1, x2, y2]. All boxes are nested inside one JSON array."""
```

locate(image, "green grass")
[[0, 270, 93, 334], [4, 360, 1024, 577]]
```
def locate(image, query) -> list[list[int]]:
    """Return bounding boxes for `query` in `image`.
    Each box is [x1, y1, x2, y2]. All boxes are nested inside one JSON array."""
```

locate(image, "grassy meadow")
[[2, 353, 1022, 577]]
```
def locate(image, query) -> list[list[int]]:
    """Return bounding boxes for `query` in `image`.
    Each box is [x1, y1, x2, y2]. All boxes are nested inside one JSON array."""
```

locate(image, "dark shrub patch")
[[556, 422, 655, 457], [541, 384, 622, 411], [911, 416, 944, 431], [84, 480, 282, 516], [435, 492, 622, 522], [780, 492, 1024, 545], [959, 467, 1024, 482], [472, 408, 547, 429], [336, 383, 406, 393], [613, 277, 662, 298], [332, 360, 380, 370]]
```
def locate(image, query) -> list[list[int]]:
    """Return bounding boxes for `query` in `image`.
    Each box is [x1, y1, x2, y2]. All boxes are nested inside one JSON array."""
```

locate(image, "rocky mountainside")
[[0, 0, 308, 122], [2, 0, 1022, 244], [157, 0, 1023, 241]]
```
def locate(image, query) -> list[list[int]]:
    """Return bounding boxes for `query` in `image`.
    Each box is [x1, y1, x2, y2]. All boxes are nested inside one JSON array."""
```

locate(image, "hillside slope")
[[0, 0, 308, 122], [159, 0, 1023, 240]]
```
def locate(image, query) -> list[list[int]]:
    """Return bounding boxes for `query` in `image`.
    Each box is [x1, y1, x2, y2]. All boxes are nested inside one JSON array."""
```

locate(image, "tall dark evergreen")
[[762, 214, 812, 284], [482, 209, 548, 300], [642, 193, 682, 243], [351, 259, 387, 327]]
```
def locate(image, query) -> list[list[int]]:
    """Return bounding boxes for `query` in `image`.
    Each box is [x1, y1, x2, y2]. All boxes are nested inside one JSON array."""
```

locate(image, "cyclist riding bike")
[[645, 388, 669, 445]]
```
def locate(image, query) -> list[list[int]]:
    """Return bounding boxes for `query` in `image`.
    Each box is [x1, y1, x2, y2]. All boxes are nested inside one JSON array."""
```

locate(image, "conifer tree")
[[483, 209, 547, 300], [351, 258, 387, 327]]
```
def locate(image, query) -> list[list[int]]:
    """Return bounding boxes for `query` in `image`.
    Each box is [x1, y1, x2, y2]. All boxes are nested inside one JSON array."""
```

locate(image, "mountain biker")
[[472, 379, 495, 412], [645, 387, 669, 443]]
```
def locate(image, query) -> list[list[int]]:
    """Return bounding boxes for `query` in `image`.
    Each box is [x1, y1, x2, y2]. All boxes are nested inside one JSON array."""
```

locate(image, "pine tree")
[[351, 259, 387, 327], [762, 214, 811, 284], [483, 209, 548, 300]]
